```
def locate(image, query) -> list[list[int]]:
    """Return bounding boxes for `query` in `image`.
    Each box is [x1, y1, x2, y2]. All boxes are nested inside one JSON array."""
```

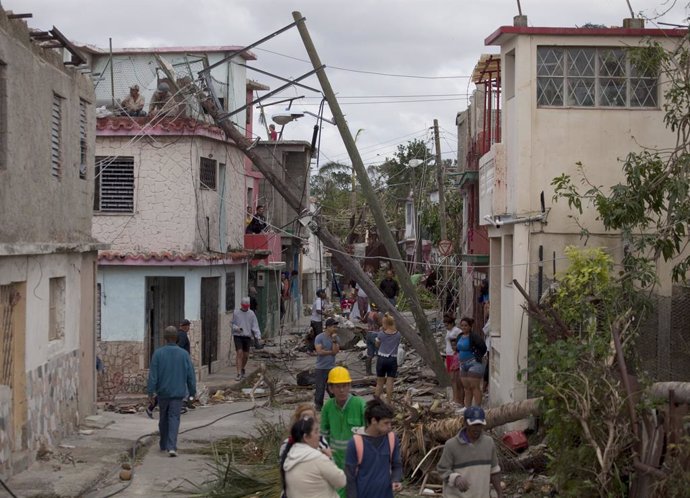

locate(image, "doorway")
[[145, 277, 185, 366], [200, 277, 219, 373], [0, 282, 27, 450]]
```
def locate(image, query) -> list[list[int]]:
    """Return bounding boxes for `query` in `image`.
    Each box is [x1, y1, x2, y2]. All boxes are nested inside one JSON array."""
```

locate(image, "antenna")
[[517, 0, 523, 16]]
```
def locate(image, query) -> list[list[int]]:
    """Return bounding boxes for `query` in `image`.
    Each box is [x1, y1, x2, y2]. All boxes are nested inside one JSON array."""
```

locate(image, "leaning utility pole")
[[291, 11, 447, 379], [433, 119, 448, 286], [196, 79, 448, 385]]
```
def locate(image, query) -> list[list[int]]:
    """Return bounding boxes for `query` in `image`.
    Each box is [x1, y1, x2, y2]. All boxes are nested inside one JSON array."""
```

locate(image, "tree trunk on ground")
[[648, 382, 690, 403]]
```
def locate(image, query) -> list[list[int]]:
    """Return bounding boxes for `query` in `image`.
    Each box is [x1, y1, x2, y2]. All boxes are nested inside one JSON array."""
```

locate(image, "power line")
[[264, 92, 470, 99], [297, 97, 466, 106], [254, 47, 471, 79]]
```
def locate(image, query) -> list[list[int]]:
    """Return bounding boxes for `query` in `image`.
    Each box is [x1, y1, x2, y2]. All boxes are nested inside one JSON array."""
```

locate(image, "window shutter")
[[51, 94, 62, 178]]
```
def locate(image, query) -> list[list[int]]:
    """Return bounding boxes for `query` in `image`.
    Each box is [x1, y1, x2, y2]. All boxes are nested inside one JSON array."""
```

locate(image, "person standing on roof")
[[345, 399, 402, 498], [320, 366, 366, 497], [436, 406, 503, 498], [231, 297, 261, 381]]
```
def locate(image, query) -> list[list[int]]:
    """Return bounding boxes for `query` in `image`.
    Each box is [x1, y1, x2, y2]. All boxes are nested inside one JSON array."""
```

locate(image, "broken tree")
[[194, 18, 448, 383]]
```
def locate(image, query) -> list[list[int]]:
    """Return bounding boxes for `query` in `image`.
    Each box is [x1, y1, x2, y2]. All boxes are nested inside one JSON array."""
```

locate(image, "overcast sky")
[[7, 0, 688, 169]]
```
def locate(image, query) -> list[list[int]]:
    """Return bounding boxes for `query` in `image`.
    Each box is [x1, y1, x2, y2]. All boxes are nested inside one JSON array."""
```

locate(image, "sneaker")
[[235, 373, 242, 381], [241, 369, 246, 377], [180, 407, 188, 414], [455, 406, 466, 415], [168, 450, 177, 457], [146, 407, 153, 419]]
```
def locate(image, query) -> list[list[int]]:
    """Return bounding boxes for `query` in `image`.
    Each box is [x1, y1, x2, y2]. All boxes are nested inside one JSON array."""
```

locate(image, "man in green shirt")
[[320, 366, 366, 497]]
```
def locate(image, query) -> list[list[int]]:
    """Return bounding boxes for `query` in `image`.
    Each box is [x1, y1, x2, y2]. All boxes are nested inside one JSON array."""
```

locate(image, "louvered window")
[[537, 46, 658, 108], [200, 156, 217, 190], [79, 99, 87, 179], [94, 156, 135, 213], [51, 93, 63, 178]]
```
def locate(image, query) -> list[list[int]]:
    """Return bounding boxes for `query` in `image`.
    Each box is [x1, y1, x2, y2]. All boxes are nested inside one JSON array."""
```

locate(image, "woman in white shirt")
[[443, 315, 464, 405]]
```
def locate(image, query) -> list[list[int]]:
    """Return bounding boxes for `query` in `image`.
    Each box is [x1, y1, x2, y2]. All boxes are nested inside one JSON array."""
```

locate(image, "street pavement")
[[3, 362, 291, 498]]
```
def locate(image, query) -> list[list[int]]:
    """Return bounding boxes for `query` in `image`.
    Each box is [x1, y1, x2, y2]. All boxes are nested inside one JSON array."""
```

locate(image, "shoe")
[[180, 407, 188, 414], [235, 373, 242, 381], [455, 406, 466, 415], [146, 407, 153, 419], [168, 450, 177, 457], [241, 369, 246, 377]]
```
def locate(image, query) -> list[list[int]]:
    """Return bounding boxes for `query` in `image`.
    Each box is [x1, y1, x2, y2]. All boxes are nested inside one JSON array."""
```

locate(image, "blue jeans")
[[159, 397, 183, 451], [388, 297, 396, 307], [314, 368, 331, 410]]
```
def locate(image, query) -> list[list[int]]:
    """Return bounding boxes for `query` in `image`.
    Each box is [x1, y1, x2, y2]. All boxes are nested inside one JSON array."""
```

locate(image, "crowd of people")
[[143, 267, 498, 496]]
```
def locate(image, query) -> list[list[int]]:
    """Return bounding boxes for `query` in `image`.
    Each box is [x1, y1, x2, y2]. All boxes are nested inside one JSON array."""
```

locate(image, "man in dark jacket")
[[246, 205, 267, 234], [176, 319, 191, 354], [379, 270, 399, 307]]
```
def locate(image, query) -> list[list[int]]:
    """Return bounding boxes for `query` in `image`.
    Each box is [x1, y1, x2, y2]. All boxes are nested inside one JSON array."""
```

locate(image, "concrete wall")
[[0, 12, 95, 243], [0, 251, 96, 475], [485, 33, 683, 410], [92, 135, 245, 253], [96, 262, 245, 398]]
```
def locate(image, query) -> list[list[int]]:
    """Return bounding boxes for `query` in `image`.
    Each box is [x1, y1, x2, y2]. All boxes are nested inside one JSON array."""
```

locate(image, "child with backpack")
[[344, 399, 402, 497]]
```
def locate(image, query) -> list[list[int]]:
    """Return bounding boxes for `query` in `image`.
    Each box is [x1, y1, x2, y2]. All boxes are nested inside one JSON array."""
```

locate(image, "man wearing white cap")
[[231, 297, 261, 381], [437, 406, 502, 498], [120, 84, 145, 116]]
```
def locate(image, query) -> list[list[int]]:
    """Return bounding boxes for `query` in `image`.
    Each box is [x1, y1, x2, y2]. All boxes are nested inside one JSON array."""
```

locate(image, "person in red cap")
[[231, 297, 261, 381]]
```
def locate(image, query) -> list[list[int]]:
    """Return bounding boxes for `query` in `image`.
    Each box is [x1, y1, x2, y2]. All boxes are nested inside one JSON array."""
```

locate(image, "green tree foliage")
[[528, 247, 646, 497], [310, 161, 356, 239]]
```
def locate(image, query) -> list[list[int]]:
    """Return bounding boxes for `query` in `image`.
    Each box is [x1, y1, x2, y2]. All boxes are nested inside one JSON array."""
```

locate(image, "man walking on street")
[[436, 406, 502, 498], [345, 399, 402, 498], [379, 270, 399, 307], [321, 366, 366, 497], [147, 326, 196, 457], [314, 317, 340, 411], [232, 297, 262, 381]]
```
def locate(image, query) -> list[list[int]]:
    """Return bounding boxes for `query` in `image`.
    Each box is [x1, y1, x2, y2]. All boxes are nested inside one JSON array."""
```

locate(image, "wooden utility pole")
[[433, 119, 449, 286], [291, 11, 447, 381], [197, 85, 448, 385]]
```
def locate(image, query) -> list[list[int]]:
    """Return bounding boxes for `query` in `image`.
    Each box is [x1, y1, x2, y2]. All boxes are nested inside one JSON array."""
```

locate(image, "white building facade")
[[479, 23, 687, 411]]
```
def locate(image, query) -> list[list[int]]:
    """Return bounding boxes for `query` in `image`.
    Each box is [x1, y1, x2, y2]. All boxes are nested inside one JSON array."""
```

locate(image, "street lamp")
[[271, 109, 336, 125]]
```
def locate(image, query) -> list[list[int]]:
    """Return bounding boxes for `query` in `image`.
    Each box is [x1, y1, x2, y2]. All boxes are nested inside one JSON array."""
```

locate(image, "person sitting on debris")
[[279, 403, 331, 461], [320, 366, 366, 489], [146, 325, 196, 457], [281, 416, 345, 498], [120, 84, 146, 116], [374, 314, 401, 402], [457, 317, 487, 408], [444, 315, 464, 406], [345, 398, 402, 498], [231, 297, 262, 381], [314, 317, 340, 411], [437, 406, 502, 498], [148, 82, 174, 117]]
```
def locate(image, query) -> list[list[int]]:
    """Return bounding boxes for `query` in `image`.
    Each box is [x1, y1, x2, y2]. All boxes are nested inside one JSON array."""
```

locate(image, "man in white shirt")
[[231, 297, 261, 381]]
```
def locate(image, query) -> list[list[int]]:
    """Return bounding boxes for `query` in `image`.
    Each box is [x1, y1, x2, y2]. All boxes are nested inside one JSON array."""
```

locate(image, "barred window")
[[200, 156, 217, 190], [94, 156, 135, 213], [79, 99, 88, 179], [537, 46, 658, 108], [51, 93, 63, 178]]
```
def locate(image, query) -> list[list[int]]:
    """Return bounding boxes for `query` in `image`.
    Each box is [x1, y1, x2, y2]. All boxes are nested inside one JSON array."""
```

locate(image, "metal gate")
[[201, 277, 219, 373], [145, 277, 184, 366]]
